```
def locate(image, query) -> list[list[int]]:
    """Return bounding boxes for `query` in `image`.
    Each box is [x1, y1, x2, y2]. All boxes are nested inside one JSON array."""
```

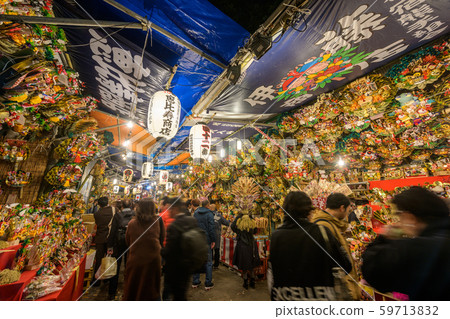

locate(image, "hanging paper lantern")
[[141, 162, 154, 179], [166, 182, 173, 192], [124, 186, 130, 195], [113, 186, 120, 193], [159, 171, 169, 184], [189, 124, 211, 161], [137, 184, 143, 193], [148, 91, 181, 139], [123, 169, 133, 182]]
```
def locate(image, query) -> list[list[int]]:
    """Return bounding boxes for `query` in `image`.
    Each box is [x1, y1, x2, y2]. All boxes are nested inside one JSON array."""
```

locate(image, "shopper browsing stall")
[[362, 187, 450, 301]]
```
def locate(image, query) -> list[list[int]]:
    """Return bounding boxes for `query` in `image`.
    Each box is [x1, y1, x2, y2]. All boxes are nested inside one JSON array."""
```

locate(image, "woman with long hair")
[[123, 198, 165, 300]]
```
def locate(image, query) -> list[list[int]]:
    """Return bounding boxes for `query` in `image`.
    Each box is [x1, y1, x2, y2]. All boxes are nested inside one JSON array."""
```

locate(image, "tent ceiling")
[[49, 0, 450, 168]]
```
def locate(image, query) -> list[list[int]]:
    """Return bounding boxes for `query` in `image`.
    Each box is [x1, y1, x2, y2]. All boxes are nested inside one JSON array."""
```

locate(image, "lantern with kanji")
[[123, 169, 133, 182], [189, 124, 211, 161], [148, 91, 181, 140], [142, 162, 154, 179]]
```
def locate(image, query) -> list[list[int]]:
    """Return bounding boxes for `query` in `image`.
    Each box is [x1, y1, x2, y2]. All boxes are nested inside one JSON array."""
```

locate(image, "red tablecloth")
[[0, 269, 38, 301], [369, 176, 450, 191], [0, 245, 21, 271], [220, 236, 269, 268], [37, 255, 86, 301]]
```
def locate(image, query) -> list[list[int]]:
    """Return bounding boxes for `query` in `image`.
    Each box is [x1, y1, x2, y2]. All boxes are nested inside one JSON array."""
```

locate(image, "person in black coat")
[[231, 213, 261, 289], [106, 199, 135, 300], [93, 196, 115, 284], [269, 191, 352, 301], [211, 202, 230, 268], [162, 200, 199, 300], [362, 187, 450, 301]]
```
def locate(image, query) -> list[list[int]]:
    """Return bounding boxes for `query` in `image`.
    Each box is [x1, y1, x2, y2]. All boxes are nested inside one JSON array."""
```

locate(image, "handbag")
[[318, 225, 353, 301], [95, 255, 117, 280]]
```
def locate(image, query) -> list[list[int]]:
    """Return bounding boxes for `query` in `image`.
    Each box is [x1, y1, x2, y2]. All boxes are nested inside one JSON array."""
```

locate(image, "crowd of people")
[[90, 186, 450, 301]]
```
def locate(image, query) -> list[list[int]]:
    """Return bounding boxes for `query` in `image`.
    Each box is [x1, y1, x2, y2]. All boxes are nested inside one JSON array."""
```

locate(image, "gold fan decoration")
[[231, 177, 259, 231]]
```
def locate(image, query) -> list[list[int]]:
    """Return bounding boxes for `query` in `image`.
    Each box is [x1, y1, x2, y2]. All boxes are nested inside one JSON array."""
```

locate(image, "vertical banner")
[[64, 28, 171, 127]]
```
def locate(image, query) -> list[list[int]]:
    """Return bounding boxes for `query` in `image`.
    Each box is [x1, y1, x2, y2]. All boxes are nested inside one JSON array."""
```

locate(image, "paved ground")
[[80, 264, 270, 301]]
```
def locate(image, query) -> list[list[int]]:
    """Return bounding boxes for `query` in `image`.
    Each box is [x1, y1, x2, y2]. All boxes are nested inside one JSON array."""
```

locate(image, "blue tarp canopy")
[[55, 0, 450, 168]]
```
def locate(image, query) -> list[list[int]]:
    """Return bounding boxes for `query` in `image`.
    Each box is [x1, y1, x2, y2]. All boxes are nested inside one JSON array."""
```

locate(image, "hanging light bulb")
[[220, 148, 226, 158], [113, 179, 117, 185], [337, 157, 345, 167], [123, 139, 131, 147], [126, 121, 134, 129], [208, 155, 213, 162], [237, 139, 242, 150]]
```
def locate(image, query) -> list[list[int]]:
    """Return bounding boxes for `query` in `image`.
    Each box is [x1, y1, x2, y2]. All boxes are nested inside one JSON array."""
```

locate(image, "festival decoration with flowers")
[[5, 170, 32, 187], [276, 47, 371, 100], [45, 164, 82, 187], [338, 74, 397, 117]]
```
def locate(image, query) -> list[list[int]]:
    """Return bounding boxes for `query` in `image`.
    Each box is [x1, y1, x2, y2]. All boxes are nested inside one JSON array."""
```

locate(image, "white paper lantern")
[[141, 162, 154, 179], [166, 182, 173, 192], [159, 170, 169, 184], [113, 185, 120, 194], [137, 185, 143, 193], [124, 186, 130, 195], [189, 124, 211, 160], [148, 91, 181, 140]]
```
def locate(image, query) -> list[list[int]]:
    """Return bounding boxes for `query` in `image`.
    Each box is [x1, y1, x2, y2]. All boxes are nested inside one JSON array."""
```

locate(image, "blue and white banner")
[[208, 0, 450, 115]]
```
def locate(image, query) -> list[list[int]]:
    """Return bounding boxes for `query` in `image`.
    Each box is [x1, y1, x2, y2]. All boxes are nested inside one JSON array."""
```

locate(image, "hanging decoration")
[[141, 162, 154, 179], [0, 141, 29, 162], [45, 164, 83, 187], [189, 124, 212, 161], [5, 170, 32, 187], [148, 91, 181, 140], [54, 134, 100, 164], [123, 169, 133, 183], [159, 170, 169, 184]]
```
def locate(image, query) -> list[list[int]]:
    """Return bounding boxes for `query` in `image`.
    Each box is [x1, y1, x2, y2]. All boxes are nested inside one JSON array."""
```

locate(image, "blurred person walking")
[[269, 192, 352, 301], [311, 193, 361, 300], [362, 187, 450, 300], [162, 200, 202, 300], [93, 196, 116, 284], [123, 198, 165, 300], [106, 199, 135, 300]]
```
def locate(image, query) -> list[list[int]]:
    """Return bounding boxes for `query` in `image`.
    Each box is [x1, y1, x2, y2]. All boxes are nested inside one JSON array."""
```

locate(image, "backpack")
[[117, 210, 134, 244], [172, 224, 209, 273]]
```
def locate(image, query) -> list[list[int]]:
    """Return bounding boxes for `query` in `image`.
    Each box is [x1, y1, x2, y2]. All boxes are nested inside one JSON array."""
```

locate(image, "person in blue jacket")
[[192, 199, 216, 290]]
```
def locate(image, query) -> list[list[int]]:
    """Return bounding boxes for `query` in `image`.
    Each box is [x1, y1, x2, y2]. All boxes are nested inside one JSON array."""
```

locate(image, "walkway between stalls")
[[80, 264, 270, 301]]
